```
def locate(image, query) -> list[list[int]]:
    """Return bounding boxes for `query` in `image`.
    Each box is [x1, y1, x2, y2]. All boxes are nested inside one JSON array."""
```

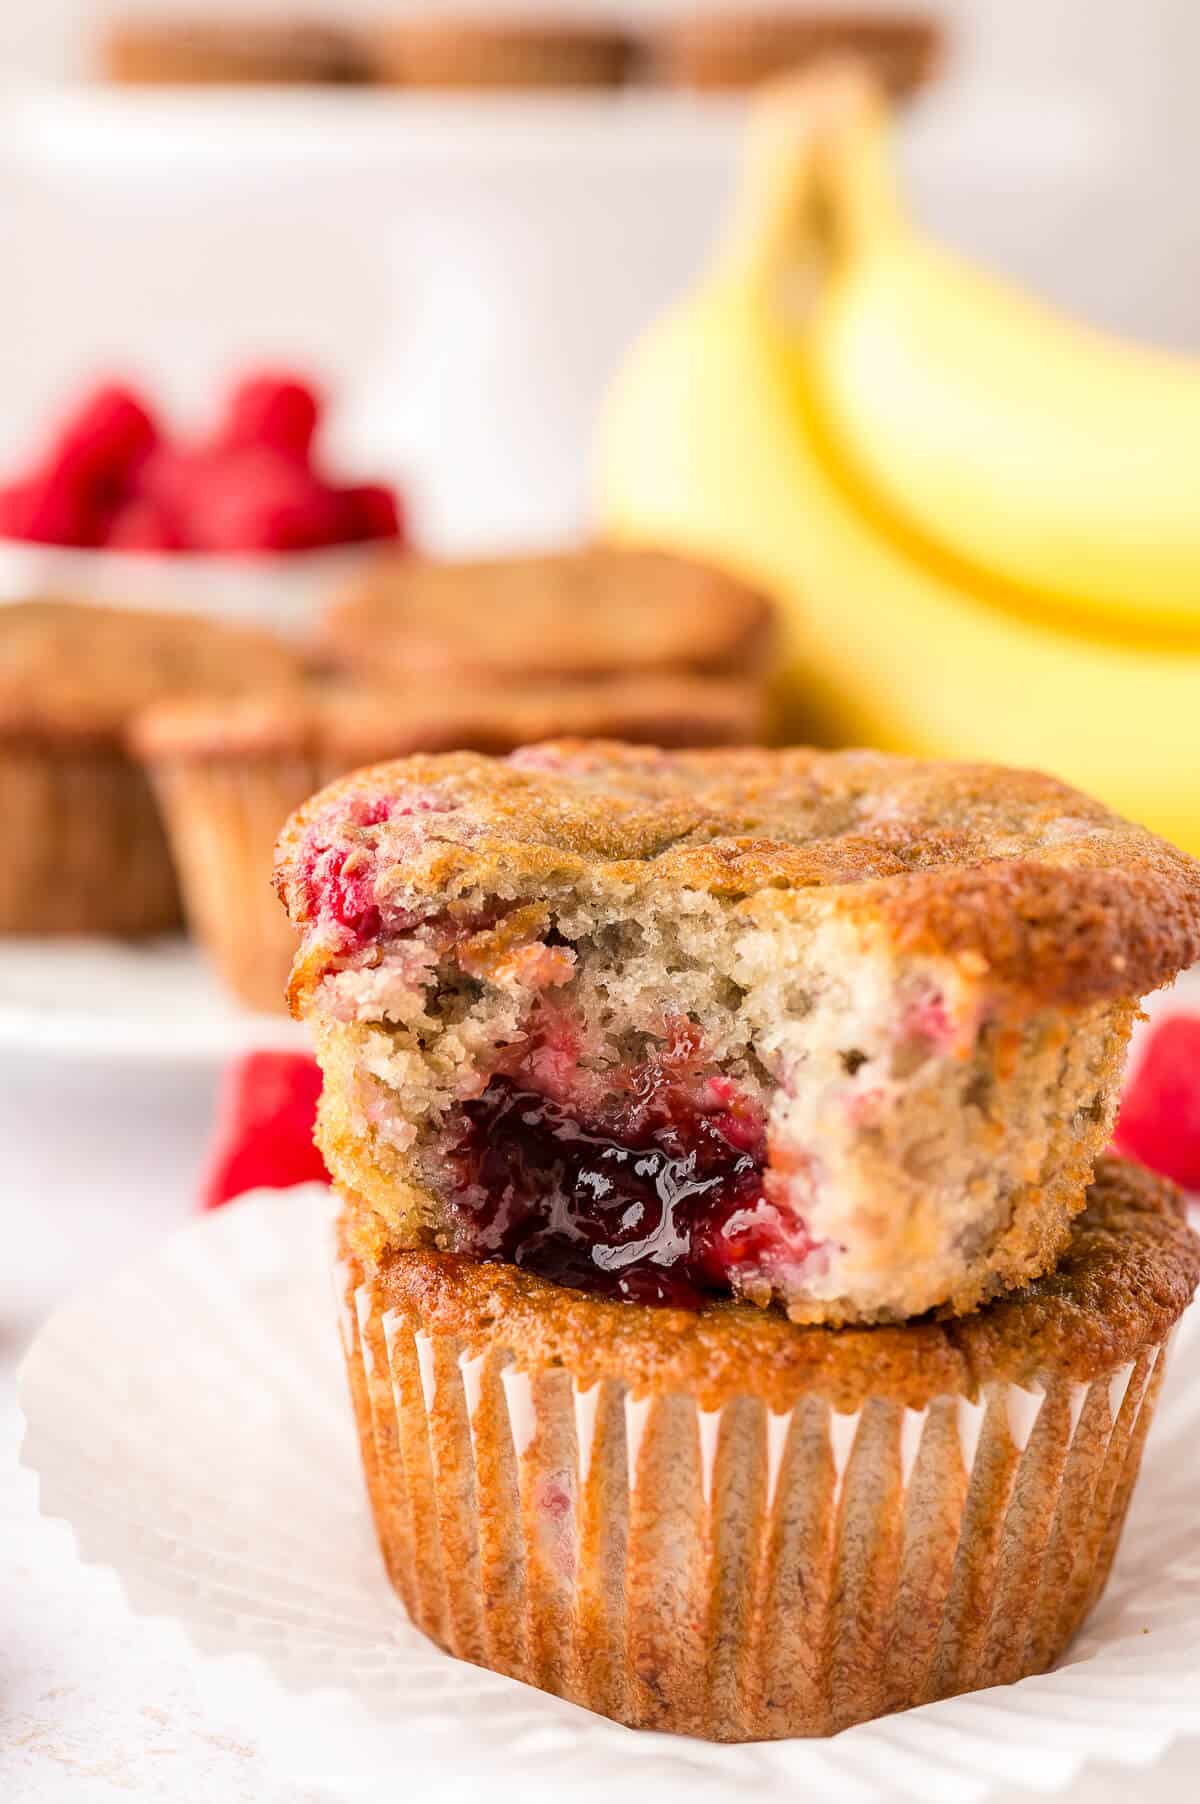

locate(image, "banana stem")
[[713, 62, 902, 303]]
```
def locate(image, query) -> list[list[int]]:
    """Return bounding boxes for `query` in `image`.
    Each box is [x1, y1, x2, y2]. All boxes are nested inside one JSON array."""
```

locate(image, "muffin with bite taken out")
[[275, 739, 1200, 1739]]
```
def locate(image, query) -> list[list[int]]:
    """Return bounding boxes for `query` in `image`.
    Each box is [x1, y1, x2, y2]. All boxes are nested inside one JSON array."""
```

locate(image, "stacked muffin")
[[275, 741, 1200, 1739], [133, 547, 773, 1011]]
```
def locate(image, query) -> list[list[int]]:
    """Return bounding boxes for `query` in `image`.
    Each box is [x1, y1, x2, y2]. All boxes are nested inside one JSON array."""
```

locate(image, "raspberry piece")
[[1113, 1014, 1200, 1190], [202, 1051, 328, 1210], [335, 482, 404, 543], [105, 497, 181, 552], [133, 445, 206, 549], [900, 985, 955, 1049], [183, 445, 343, 553], [49, 383, 159, 489], [137, 442, 209, 508], [0, 471, 102, 547], [223, 372, 321, 461]]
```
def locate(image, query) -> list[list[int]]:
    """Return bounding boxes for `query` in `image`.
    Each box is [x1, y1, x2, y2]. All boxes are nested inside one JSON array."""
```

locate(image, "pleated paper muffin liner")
[[0, 741, 179, 934], [338, 1243, 1174, 1741], [147, 755, 325, 1013], [18, 1186, 1200, 1802]]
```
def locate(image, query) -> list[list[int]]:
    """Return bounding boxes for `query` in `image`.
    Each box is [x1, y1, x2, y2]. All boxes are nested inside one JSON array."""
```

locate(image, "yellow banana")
[[596, 66, 1200, 852], [805, 89, 1200, 635]]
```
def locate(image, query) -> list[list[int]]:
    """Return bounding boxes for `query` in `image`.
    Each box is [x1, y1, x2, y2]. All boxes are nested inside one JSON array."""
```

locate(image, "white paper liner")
[[18, 1188, 1200, 1803], [147, 756, 326, 1016]]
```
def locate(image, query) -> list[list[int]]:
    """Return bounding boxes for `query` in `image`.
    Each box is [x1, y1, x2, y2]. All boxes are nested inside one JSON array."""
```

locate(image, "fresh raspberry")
[[335, 482, 404, 543], [223, 372, 321, 461], [105, 497, 181, 552], [202, 1051, 328, 1210], [134, 443, 219, 548], [182, 445, 343, 553], [49, 383, 159, 490], [1113, 1014, 1200, 1190], [0, 471, 102, 547]]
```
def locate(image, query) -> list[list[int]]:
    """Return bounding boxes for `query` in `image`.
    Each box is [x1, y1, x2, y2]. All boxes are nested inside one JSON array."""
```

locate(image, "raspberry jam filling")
[[447, 1071, 805, 1308]]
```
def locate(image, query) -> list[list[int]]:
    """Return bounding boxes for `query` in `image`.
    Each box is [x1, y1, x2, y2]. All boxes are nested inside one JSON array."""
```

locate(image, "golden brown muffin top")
[[318, 547, 774, 685], [362, 1159, 1199, 1411], [276, 741, 1200, 1009], [0, 599, 302, 745], [131, 672, 765, 766]]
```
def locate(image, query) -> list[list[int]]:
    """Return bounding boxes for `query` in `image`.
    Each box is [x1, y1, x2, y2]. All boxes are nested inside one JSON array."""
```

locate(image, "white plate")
[[17, 1188, 1200, 1804], [0, 936, 306, 1061]]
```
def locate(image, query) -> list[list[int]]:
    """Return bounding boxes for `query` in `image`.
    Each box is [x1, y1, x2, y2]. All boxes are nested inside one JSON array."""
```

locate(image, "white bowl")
[[0, 534, 373, 633]]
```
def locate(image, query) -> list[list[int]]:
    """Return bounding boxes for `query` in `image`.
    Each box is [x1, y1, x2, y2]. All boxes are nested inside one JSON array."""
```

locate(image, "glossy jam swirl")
[[447, 1073, 807, 1308]]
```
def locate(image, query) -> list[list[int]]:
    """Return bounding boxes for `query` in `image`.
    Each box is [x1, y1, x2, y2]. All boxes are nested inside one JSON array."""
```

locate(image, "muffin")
[[276, 742, 1200, 1324], [134, 676, 767, 1013], [278, 741, 1200, 1738], [336, 1157, 1198, 1738], [371, 16, 637, 90], [317, 546, 775, 688], [657, 10, 943, 97], [0, 599, 301, 936], [99, 16, 369, 85]]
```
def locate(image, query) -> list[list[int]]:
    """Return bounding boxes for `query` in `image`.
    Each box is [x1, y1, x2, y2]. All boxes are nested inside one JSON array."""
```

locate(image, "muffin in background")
[[0, 599, 302, 936], [317, 546, 775, 688], [657, 10, 943, 97], [100, 16, 370, 85], [370, 16, 638, 90], [133, 673, 768, 1013]]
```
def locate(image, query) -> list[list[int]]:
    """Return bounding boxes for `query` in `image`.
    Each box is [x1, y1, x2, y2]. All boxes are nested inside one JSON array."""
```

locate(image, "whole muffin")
[[133, 673, 767, 1013], [276, 741, 1200, 1325], [657, 10, 943, 97], [336, 1157, 1198, 1738], [371, 15, 637, 90], [0, 599, 300, 936], [317, 546, 775, 688], [99, 15, 369, 85]]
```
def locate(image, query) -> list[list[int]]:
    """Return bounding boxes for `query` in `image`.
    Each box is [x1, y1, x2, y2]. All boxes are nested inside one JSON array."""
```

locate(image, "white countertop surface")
[[3, 1049, 1199, 1804]]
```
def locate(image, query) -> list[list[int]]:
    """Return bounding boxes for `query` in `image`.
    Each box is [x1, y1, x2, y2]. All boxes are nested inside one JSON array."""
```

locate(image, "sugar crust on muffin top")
[[277, 741, 1200, 1326]]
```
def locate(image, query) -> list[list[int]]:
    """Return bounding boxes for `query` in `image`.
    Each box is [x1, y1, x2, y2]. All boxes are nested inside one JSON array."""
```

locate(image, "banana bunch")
[[596, 67, 1200, 852]]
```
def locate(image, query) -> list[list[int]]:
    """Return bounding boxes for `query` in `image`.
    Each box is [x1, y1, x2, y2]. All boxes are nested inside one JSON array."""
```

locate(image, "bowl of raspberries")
[[0, 370, 406, 628]]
